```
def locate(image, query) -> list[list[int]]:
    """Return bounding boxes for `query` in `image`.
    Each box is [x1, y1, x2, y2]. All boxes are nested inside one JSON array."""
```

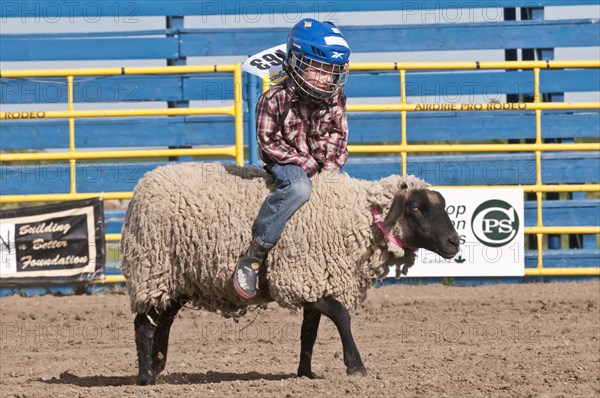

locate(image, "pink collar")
[[371, 208, 417, 251]]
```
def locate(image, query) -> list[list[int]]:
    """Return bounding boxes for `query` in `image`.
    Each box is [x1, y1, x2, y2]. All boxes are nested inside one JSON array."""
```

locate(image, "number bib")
[[242, 44, 288, 85]]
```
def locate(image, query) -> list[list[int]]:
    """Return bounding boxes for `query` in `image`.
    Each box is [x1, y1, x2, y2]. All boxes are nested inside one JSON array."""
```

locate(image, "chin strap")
[[371, 207, 417, 252]]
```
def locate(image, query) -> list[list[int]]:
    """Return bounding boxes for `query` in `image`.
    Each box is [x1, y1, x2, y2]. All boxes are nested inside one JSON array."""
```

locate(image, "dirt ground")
[[1, 282, 598, 398]]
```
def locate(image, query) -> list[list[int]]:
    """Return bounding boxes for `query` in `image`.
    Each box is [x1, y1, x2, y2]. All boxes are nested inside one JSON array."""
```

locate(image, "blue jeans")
[[253, 163, 313, 248]]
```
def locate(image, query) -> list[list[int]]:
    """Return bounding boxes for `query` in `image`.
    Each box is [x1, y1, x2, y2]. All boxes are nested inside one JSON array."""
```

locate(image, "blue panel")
[[75, 162, 166, 192], [345, 70, 600, 98], [348, 111, 600, 142], [105, 210, 125, 234], [0, 116, 237, 150], [0, 75, 237, 104], [343, 153, 600, 185], [0, 162, 167, 194], [0, 38, 179, 61], [340, 20, 600, 52], [540, 69, 600, 94], [0, 76, 183, 103], [523, 200, 600, 226], [180, 20, 600, 56], [2, 70, 596, 105], [2, 153, 598, 195], [1, 111, 597, 151], [2, 1, 598, 18], [2, 21, 598, 61], [3, 30, 173, 40], [1, 162, 71, 194], [106, 219, 125, 234], [525, 249, 600, 268], [183, 75, 236, 101]]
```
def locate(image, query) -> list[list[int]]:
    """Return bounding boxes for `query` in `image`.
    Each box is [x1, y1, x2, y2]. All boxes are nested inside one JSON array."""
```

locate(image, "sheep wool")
[[120, 162, 429, 317]]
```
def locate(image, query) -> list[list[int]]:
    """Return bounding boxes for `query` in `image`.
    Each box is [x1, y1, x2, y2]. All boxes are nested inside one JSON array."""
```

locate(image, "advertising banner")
[[0, 198, 105, 284], [394, 188, 525, 277]]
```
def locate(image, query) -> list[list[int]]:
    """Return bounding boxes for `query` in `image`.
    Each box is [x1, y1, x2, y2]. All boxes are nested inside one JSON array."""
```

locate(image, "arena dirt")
[[1, 282, 598, 397]]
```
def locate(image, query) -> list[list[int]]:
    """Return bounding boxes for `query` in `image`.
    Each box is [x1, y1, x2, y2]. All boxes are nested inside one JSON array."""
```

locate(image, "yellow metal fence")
[[0, 64, 245, 203], [2, 61, 599, 283]]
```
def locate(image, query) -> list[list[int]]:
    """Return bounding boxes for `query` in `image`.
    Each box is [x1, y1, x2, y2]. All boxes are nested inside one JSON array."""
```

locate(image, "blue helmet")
[[286, 19, 351, 101]]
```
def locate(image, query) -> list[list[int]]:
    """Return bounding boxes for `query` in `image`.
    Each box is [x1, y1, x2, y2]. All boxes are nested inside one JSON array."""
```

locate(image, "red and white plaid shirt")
[[256, 79, 349, 176]]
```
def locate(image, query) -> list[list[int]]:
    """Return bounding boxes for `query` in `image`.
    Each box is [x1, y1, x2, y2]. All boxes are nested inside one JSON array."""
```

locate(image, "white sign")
[[242, 43, 288, 85], [0, 199, 103, 283], [393, 188, 525, 277]]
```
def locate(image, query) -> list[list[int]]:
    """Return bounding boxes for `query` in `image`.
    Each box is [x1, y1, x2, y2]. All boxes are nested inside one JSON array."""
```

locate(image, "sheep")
[[120, 162, 460, 385]]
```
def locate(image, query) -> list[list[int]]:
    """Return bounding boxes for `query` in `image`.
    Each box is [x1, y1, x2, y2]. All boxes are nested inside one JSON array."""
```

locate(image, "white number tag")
[[242, 44, 288, 84]]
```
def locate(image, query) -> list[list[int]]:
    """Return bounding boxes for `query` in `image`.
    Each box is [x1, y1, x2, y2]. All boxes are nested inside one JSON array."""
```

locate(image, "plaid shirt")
[[256, 79, 349, 176]]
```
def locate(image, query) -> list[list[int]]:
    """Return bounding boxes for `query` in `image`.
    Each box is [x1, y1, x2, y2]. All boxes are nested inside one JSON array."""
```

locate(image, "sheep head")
[[383, 188, 460, 259]]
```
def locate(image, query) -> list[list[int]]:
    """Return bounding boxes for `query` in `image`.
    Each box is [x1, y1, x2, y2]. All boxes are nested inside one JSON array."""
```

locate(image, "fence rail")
[[0, 64, 245, 172]]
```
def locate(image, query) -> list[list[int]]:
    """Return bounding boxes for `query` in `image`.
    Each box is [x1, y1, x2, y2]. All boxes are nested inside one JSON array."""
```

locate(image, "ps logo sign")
[[471, 199, 520, 247]]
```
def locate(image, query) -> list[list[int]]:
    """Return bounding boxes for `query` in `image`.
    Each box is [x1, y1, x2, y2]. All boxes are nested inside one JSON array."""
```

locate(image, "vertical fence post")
[[246, 73, 261, 167], [67, 75, 77, 195], [234, 64, 244, 166], [533, 67, 544, 270], [400, 69, 407, 176]]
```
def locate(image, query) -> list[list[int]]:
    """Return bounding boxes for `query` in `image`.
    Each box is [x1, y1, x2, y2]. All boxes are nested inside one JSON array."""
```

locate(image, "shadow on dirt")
[[39, 371, 297, 387]]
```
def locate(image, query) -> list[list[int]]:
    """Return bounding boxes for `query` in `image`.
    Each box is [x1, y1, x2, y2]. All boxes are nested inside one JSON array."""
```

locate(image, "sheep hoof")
[[297, 369, 315, 379], [137, 373, 157, 386], [153, 361, 166, 375], [347, 366, 367, 377]]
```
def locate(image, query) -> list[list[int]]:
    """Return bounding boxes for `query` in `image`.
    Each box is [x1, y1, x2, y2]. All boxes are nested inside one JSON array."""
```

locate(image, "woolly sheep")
[[120, 162, 460, 385]]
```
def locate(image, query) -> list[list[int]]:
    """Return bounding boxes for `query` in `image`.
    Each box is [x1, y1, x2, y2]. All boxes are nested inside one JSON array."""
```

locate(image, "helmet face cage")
[[288, 52, 349, 101]]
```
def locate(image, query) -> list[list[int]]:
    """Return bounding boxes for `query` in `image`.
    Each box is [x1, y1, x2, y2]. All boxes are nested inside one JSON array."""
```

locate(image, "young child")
[[233, 19, 352, 299]]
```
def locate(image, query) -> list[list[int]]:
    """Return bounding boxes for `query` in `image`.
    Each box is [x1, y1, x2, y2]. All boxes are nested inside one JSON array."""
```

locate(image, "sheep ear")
[[384, 194, 405, 230]]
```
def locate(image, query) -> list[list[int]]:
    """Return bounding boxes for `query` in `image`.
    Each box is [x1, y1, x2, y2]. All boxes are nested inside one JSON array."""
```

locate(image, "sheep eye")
[[412, 207, 420, 212]]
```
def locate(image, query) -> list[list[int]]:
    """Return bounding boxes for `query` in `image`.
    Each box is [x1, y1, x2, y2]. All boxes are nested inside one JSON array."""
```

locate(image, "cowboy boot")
[[233, 240, 269, 299]]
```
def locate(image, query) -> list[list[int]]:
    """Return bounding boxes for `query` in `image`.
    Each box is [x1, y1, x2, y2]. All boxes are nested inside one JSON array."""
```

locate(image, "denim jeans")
[[253, 163, 313, 248]]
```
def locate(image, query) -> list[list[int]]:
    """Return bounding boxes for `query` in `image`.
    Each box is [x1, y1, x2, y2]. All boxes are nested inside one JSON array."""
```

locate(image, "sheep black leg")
[[297, 306, 321, 379], [152, 301, 183, 375], [308, 297, 367, 376], [134, 310, 159, 385]]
